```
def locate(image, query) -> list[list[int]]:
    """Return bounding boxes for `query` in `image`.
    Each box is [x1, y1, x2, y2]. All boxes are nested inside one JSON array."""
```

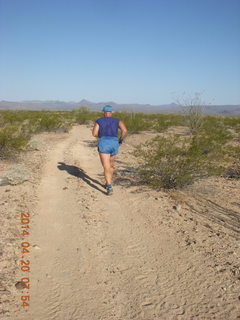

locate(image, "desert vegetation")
[[133, 113, 240, 188], [0, 108, 239, 188], [0, 108, 98, 158]]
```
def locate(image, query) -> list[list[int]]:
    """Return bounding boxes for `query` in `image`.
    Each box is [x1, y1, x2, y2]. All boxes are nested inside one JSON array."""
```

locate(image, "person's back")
[[96, 116, 120, 138], [92, 105, 127, 195]]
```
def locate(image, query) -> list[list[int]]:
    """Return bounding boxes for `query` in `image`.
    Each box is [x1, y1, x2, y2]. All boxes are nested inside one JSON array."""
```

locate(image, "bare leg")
[[99, 153, 114, 185], [110, 155, 117, 171]]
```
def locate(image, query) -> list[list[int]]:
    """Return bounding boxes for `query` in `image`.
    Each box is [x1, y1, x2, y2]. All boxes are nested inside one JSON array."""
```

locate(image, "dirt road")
[[12, 125, 239, 320]]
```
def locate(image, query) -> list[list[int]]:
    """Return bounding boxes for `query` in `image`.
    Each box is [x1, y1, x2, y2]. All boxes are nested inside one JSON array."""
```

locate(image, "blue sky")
[[0, 0, 239, 105]]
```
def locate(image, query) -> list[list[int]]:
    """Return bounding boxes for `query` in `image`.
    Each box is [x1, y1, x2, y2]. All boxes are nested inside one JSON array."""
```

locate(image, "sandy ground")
[[0, 124, 240, 320]]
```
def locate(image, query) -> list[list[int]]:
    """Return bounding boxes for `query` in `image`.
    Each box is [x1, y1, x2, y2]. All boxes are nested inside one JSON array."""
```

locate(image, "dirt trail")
[[13, 125, 239, 320]]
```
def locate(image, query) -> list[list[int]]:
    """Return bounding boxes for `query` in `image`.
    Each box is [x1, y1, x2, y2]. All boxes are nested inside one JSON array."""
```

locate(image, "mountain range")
[[0, 99, 240, 115]]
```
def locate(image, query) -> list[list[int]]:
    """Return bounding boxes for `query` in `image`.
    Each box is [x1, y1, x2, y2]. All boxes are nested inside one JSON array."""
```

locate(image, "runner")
[[92, 105, 127, 195]]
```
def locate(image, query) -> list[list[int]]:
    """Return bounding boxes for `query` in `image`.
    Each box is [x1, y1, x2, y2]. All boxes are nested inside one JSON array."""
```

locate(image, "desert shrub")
[[0, 110, 75, 158], [3, 164, 30, 185], [77, 106, 91, 113], [222, 116, 240, 141], [72, 108, 100, 125], [114, 112, 152, 133], [0, 110, 25, 125], [222, 116, 240, 129], [226, 163, 240, 179], [112, 112, 186, 134], [74, 112, 94, 124], [224, 146, 240, 179], [36, 116, 61, 131], [133, 116, 234, 189], [191, 117, 233, 158], [32, 112, 71, 133], [133, 134, 226, 189], [178, 92, 206, 134], [0, 126, 29, 158], [153, 114, 185, 132], [183, 106, 204, 134], [0, 110, 74, 134], [153, 116, 170, 132]]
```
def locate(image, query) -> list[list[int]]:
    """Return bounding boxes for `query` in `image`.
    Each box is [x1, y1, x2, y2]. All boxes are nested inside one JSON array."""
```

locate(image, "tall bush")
[[133, 133, 227, 189]]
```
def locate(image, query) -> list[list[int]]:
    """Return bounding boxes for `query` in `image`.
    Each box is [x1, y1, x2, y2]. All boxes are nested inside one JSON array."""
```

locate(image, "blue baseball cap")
[[102, 105, 113, 112]]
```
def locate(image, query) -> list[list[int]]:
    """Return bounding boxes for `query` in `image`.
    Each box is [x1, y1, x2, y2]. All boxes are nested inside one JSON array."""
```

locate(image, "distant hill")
[[0, 99, 239, 115]]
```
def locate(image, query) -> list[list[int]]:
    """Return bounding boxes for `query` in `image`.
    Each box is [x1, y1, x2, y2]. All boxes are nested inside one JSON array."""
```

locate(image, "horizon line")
[[0, 99, 240, 106]]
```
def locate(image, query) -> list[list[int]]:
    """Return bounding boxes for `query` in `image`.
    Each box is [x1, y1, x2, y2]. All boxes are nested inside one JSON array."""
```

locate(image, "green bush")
[[36, 115, 63, 132], [153, 116, 170, 132], [153, 114, 185, 132], [30, 112, 73, 133], [133, 116, 235, 189], [71, 108, 100, 125], [0, 110, 75, 158], [74, 113, 93, 125], [0, 126, 28, 158], [222, 115, 240, 129], [133, 133, 226, 189], [0, 110, 74, 134], [191, 118, 233, 159], [224, 146, 240, 179], [114, 112, 152, 133]]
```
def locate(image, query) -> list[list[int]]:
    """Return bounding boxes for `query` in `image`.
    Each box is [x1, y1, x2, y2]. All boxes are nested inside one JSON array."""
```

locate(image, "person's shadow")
[[57, 162, 107, 195]]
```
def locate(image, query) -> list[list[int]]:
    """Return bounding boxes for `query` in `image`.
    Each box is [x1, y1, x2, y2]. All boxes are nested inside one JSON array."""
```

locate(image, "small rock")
[[4, 164, 31, 185], [218, 269, 227, 273], [0, 177, 9, 186], [32, 244, 40, 249], [15, 281, 27, 289], [173, 204, 181, 211], [27, 138, 44, 151]]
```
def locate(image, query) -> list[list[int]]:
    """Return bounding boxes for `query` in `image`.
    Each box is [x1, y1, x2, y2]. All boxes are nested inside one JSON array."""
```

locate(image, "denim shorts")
[[98, 136, 119, 155]]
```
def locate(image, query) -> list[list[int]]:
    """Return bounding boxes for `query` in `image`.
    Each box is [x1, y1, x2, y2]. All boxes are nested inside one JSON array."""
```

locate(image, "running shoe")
[[106, 185, 113, 195]]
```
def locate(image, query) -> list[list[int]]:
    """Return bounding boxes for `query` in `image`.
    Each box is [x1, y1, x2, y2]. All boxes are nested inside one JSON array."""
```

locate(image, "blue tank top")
[[96, 117, 120, 138]]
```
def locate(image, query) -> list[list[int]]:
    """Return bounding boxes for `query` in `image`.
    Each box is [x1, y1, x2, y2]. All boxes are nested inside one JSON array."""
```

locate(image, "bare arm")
[[92, 122, 99, 137], [119, 120, 127, 139]]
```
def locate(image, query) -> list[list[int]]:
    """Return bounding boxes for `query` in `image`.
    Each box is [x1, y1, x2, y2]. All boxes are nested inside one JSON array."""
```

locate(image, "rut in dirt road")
[[13, 125, 240, 320]]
